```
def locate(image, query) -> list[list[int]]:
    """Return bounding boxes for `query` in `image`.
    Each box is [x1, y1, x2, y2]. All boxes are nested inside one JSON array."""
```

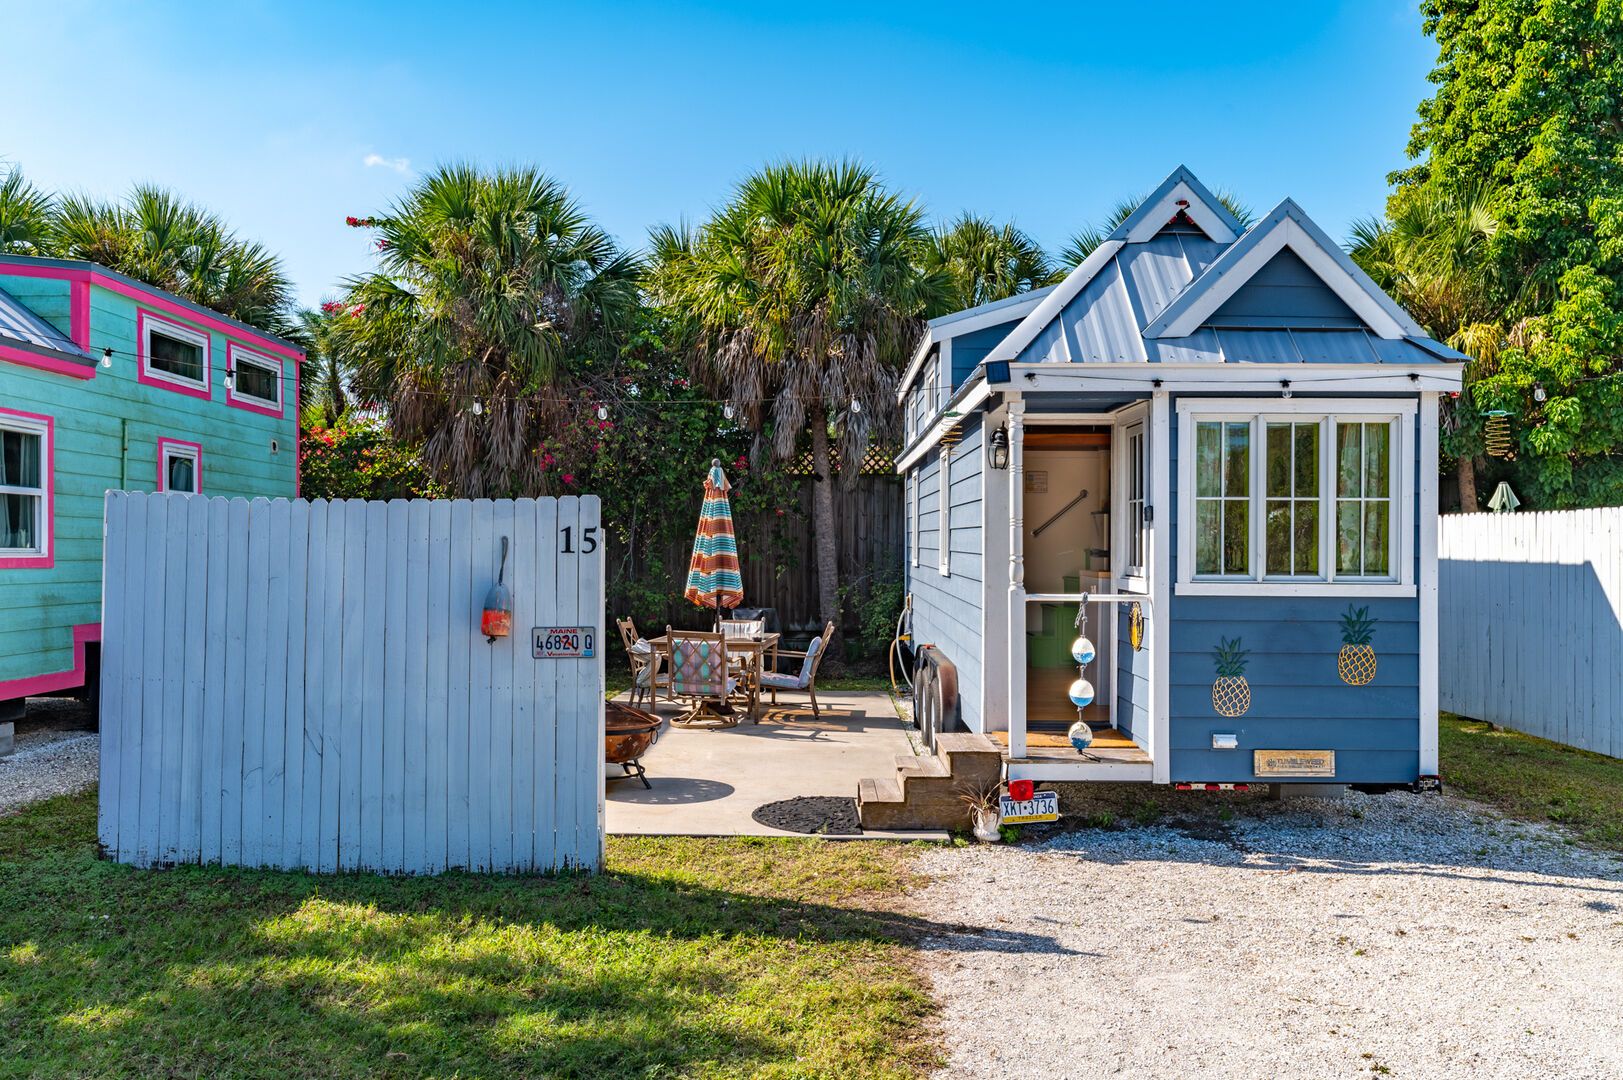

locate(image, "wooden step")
[[858, 776, 903, 805], [894, 754, 949, 778]]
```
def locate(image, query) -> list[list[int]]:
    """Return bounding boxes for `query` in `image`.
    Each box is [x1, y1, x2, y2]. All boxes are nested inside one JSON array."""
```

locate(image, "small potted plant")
[[958, 783, 1003, 842]]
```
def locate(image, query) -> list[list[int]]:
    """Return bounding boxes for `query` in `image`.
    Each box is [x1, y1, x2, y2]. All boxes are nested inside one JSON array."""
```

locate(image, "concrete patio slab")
[[604, 689, 948, 840]]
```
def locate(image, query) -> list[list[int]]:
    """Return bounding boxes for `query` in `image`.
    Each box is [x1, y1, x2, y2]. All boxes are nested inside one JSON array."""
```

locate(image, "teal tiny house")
[[0, 255, 301, 720], [898, 168, 1465, 789]]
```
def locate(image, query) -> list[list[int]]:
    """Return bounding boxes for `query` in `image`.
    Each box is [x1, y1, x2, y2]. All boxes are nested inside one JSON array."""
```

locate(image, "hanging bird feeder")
[[481, 536, 513, 643], [1484, 409, 1514, 458]]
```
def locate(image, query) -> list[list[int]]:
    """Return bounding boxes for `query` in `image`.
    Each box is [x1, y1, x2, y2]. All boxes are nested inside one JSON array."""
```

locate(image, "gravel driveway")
[[0, 729, 99, 815], [916, 791, 1623, 1080]]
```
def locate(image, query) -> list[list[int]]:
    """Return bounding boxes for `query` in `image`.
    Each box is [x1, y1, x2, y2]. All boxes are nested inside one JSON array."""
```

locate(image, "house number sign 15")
[[532, 627, 596, 659]]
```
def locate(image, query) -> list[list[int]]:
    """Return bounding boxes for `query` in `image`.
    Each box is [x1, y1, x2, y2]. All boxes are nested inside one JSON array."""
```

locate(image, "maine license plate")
[[999, 790, 1060, 824], [531, 627, 596, 659]]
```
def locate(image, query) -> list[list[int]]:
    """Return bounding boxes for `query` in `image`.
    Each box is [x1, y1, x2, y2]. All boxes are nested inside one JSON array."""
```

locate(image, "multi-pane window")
[[0, 422, 46, 554], [1125, 424, 1147, 577], [1336, 422, 1392, 577], [1193, 421, 1251, 576], [1183, 408, 1404, 588], [1265, 421, 1320, 576], [232, 352, 280, 406]]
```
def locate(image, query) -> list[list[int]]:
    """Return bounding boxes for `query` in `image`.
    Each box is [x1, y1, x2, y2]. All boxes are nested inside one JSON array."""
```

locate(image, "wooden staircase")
[[857, 732, 1003, 830]]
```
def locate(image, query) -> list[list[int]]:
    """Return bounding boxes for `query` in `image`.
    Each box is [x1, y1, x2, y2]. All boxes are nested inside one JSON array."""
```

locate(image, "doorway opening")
[[1021, 427, 1114, 735]]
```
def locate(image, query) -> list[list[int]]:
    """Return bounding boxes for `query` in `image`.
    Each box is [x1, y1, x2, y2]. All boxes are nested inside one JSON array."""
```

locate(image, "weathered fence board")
[[98, 491, 604, 873], [1439, 508, 1623, 758]]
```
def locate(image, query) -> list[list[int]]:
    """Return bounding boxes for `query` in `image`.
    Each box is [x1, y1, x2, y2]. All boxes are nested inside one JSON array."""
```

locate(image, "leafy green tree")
[[0, 167, 53, 255], [1349, 185, 1508, 509], [647, 159, 947, 648], [1393, 0, 1623, 507], [925, 213, 1052, 310], [1059, 188, 1255, 268], [299, 415, 442, 500], [298, 306, 351, 426], [336, 165, 642, 498]]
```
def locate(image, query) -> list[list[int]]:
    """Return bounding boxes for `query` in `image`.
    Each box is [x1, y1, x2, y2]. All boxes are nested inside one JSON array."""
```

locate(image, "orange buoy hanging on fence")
[[482, 536, 514, 642]]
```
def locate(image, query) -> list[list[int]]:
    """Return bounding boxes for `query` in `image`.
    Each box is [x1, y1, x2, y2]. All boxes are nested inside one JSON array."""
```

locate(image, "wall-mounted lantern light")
[[481, 536, 513, 643], [988, 423, 1010, 470]]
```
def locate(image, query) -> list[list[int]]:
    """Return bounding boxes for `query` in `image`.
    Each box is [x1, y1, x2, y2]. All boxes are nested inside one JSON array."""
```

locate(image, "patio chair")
[[759, 621, 836, 720], [617, 616, 666, 708], [665, 627, 740, 727]]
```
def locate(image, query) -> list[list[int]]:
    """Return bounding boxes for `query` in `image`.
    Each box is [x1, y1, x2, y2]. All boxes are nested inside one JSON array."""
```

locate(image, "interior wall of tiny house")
[[0, 262, 300, 703]]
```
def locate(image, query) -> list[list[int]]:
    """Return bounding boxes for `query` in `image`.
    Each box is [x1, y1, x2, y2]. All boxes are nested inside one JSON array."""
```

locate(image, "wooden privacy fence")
[[1439, 508, 1623, 758], [98, 491, 605, 874], [614, 473, 905, 634]]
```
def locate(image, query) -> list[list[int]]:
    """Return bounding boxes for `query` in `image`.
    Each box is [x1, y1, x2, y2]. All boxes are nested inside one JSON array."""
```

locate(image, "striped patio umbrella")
[[683, 458, 744, 619]]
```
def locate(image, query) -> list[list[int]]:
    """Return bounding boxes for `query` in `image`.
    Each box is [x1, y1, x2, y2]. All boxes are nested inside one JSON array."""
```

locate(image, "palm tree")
[[1349, 186, 1506, 510], [925, 213, 1052, 311], [297, 307, 350, 426], [49, 185, 297, 335], [648, 160, 948, 652], [1057, 188, 1256, 269], [336, 164, 642, 497], [0, 167, 53, 255]]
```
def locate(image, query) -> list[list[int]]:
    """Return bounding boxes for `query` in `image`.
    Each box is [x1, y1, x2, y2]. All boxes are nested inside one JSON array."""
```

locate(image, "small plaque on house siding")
[[1253, 749, 1336, 778], [1024, 470, 1048, 493]]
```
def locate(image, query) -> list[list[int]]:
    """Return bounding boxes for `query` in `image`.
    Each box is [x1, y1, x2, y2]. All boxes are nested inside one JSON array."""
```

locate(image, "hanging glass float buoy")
[[1070, 635, 1096, 665], [1068, 720, 1095, 753], [1068, 677, 1095, 709], [1484, 409, 1514, 458]]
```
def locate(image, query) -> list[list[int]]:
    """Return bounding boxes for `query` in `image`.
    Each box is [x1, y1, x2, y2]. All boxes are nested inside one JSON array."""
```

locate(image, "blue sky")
[[5, 1, 1436, 308]]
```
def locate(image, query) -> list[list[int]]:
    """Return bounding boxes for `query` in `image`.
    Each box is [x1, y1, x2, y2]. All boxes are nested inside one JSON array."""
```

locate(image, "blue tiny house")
[[898, 168, 1465, 788], [0, 254, 301, 720]]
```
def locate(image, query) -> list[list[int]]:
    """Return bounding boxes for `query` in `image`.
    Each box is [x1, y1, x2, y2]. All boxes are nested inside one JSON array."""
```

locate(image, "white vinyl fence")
[[1439, 508, 1623, 757], [98, 492, 605, 873]]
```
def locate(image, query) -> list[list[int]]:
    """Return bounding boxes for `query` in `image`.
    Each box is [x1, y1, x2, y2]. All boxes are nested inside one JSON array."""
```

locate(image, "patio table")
[[647, 632, 781, 722]]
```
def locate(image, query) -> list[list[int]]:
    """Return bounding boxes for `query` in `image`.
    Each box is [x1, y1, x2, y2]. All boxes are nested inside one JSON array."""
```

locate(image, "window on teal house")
[[1180, 402, 1411, 594], [150, 328, 205, 383], [0, 420, 47, 554], [227, 346, 283, 411], [158, 439, 202, 495]]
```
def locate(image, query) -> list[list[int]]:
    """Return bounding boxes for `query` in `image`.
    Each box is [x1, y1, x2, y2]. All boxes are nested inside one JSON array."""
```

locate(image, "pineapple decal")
[[1128, 602, 1145, 652], [1337, 605, 1379, 686], [1211, 637, 1251, 718]]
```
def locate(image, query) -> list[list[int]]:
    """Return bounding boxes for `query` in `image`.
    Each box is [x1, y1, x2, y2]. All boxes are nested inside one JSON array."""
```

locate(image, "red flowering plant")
[[299, 415, 443, 500]]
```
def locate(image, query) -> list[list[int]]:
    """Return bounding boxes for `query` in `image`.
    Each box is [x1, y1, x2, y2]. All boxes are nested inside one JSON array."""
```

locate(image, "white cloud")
[[363, 153, 412, 175]]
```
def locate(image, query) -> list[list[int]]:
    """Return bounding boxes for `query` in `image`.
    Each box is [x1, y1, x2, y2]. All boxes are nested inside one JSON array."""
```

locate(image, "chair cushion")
[[634, 666, 652, 687], [630, 638, 652, 655], [759, 671, 802, 690]]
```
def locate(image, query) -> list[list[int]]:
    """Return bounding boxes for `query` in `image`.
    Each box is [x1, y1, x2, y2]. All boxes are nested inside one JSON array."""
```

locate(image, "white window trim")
[[142, 314, 212, 392], [158, 439, 203, 495], [909, 470, 919, 567], [938, 444, 952, 577], [0, 412, 51, 559], [1112, 402, 1151, 594], [226, 345, 283, 409], [1176, 398, 1416, 598]]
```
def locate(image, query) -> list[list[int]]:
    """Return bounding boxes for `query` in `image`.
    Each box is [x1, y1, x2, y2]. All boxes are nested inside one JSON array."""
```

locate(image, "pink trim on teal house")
[[0, 342, 95, 380], [0, 623, 99, 700], [0, 261, 301, 360], [136, 309, 213, 400], [156, 437, 204, 493], [224, 342, 286, 419], [70, 278, 90, 349], [0, 406, 54, 569]]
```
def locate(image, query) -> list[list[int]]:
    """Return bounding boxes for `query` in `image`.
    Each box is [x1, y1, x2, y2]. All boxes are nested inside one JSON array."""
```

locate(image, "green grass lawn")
[[0, 793, 939, 1079], [1440, 714, 1623, 852]]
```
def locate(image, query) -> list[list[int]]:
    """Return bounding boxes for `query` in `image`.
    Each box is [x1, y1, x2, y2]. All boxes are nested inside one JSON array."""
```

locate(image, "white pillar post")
[[1006, 399, 1027, 759], [1419, 392, 1440, 775]]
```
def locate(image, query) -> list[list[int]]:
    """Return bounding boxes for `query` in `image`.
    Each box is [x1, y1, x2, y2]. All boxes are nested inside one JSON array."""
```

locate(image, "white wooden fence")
[[98, 492, 605, 873], [1439, 508, 1623, 758]]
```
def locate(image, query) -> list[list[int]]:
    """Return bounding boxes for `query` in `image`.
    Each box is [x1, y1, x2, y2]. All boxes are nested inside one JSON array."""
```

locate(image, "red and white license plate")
[[531, 626, 596, 659]]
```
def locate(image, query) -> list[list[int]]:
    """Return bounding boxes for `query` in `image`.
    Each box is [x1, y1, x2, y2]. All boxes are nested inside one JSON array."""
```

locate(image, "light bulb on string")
[[471, 400, 484, 417], [723, 402, 735, 420], [850, 398, 863, 415], [223, 368, 235, 390], [596, 404, 608, 421], [101, 348, 113, 369]]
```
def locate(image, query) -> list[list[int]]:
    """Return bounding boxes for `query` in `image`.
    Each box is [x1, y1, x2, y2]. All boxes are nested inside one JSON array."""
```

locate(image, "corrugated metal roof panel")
[[1292, 329, 1381, 364], [0, 286, 84, 356], [1117, 233, 1197, 328], [1147, 328, 1225, 364], [1212, 328, 1303, 364]]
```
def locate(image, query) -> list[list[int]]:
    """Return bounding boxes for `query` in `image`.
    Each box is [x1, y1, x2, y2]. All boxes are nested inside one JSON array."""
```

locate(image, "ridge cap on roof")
[[1106, 165, 1246, 245]]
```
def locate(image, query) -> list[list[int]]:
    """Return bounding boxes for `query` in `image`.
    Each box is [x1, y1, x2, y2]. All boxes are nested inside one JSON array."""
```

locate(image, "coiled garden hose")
[[889, 592, 914, 698]]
